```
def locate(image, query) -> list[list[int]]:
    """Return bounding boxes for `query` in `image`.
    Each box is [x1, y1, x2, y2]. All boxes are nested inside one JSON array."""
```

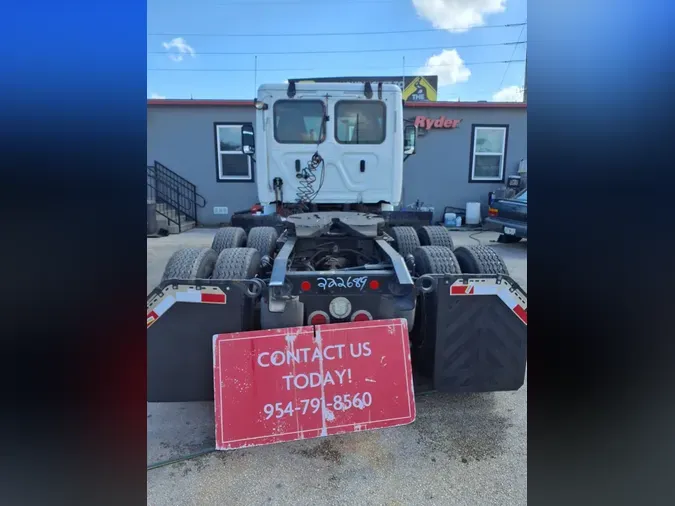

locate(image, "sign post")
[[213, 318, 416, 450]]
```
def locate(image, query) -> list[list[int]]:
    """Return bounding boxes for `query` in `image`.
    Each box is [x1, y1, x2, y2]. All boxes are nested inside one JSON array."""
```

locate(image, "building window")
[[215, 123, 253, 182], [469, 125, 508, 182], [273, 100, 326, 144], [335, 101, 386, 144]]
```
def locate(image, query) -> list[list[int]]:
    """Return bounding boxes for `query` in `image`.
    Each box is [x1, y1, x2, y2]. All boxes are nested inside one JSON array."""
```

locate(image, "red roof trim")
[[404, 101, 526, 109], [147, 99, 526, 109], [147, 99, 254, 106]]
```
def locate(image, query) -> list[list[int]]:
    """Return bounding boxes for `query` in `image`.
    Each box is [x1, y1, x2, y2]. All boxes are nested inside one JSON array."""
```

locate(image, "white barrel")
[[465, 202, 481, 225]]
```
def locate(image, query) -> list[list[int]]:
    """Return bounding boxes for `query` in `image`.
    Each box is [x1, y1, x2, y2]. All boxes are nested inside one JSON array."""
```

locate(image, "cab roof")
[[258, 82, 402, 94]]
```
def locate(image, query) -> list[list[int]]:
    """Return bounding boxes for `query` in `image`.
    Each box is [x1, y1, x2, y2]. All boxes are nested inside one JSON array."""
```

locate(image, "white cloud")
[[162, 37, 196, 62], [412, 0, 506, 32], [416, 49, 471, 87], [492, 85, 523, 102], [150, 93, 166, 99]]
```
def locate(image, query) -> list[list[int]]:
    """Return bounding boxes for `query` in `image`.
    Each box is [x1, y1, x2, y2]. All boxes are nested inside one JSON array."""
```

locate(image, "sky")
[[147, 0, 527, 102]]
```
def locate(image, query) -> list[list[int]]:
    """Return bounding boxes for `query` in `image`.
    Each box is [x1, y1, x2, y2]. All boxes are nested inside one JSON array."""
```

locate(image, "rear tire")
[[418, 225, 454, 249], [390, 226, 421, 256], [413, 246, 462, 275], [161, 247, 217, 281], [212, 247, 261, 279], [246, 226, 279, 257], [453, 245, 509, 275], [211, 227, 247, 255]]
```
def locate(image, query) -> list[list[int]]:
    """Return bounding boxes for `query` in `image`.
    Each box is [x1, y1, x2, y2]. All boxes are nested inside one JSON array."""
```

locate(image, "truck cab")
[[242, 82, 416, 210]]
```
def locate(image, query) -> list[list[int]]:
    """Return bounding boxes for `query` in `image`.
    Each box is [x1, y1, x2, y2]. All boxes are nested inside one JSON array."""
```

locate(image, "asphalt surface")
[[147, 229, 527, 506]]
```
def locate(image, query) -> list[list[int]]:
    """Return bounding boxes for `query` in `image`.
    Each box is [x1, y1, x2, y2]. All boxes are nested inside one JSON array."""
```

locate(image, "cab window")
[[273, 100, 325, 144], [335, 101, 386, 144]]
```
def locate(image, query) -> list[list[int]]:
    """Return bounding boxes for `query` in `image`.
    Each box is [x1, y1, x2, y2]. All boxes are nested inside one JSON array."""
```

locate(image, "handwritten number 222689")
[[316, 276, 368, 291]]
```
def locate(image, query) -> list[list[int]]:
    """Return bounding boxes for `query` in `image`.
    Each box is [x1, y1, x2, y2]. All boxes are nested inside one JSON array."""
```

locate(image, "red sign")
[[413, 115, 461, 130], [213, 318, 415, 450]]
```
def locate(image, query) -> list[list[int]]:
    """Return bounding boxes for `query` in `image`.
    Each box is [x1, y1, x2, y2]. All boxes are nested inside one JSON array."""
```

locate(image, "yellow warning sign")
[[402, 76, 437, 102]]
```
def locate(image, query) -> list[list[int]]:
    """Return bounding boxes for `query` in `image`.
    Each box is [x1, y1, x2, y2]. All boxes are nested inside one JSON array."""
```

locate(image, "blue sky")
[[147, 0, 527, 102]]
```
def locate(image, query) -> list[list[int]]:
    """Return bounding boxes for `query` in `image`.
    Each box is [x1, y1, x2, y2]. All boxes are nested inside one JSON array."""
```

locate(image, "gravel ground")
[[147, 229, 527, 506]]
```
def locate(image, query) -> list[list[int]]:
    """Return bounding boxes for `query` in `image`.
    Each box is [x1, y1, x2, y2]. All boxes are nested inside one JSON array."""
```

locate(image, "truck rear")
[[147, 81, 527, 450]]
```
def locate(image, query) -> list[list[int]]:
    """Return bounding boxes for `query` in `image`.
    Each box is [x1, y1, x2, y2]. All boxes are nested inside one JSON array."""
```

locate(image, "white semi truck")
[[147, 81, 527, 448]]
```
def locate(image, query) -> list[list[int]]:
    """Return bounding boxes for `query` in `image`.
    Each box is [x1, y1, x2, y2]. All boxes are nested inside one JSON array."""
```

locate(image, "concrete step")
[[156, 214, 196, 234], [156, 206, 193, 219], [167, 220, 196, 234]]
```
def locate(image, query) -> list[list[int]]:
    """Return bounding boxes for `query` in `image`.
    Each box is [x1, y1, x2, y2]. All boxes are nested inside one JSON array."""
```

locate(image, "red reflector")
[[202, 293, 226, 303], [310, 313, 327, 325], [369, 280, 380, 290], [300, 281, 311, 292]]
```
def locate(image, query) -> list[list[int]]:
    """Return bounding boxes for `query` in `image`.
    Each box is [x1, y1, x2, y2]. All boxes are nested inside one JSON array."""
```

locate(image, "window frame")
[[273, 99, 326, 145], [213, 122, 254, 183], [334, 100, 387, 145], [468, 124, 509, 183]]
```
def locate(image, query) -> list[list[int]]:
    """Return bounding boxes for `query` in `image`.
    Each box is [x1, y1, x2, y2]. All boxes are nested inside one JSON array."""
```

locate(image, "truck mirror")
[[241, 124, 255, 155], [403, 124, 417, 155]]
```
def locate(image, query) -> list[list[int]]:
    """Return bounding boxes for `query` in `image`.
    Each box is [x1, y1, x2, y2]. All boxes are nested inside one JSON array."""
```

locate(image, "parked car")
[[485, 189, 527, 243]]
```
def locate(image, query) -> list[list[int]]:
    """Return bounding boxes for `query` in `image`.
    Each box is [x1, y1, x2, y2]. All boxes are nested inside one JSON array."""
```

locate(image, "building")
[[147, 98, 526, 227]]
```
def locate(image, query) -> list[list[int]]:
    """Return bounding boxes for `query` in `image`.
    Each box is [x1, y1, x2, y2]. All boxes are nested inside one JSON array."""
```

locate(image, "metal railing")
[[146, 161, 206, 233]]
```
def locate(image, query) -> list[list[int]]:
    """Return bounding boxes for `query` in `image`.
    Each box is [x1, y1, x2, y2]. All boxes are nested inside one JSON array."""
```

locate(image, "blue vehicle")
[[485, 189, 527, 243]]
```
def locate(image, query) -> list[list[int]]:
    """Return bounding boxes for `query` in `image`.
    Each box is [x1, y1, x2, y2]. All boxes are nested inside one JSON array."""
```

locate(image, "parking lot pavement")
[[147, 228, 527, 506]]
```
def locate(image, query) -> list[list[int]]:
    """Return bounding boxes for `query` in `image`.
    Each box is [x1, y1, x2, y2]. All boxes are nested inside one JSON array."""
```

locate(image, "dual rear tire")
[[389, 225, 508, 275], [161, 225, 280, 281]]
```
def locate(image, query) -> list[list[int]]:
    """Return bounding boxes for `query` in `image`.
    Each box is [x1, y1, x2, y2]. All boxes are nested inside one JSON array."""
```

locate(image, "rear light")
[[300, 280, 311, 292], [488, 207, 499, 217], [328, 297, 352, 319], [351, 310, 373, 322], [308, 310, 329, 325], [368, 279, 380, 290]]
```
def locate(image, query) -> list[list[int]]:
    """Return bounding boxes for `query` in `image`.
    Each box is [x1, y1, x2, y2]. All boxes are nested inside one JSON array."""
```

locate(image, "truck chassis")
[[147, 213, 527, 403]]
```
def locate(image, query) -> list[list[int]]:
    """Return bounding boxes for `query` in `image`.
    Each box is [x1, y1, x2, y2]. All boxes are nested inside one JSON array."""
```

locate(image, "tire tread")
[[211, 227, 247, 255], [390, 226, 421, 256], [212, 247, 261, 280], [162, 247, 217, 281], [453, 245, 509, 275], [413, 245, 462, 275]]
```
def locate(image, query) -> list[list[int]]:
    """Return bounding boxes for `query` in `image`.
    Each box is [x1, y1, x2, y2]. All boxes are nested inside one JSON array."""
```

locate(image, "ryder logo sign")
[[414, 115, 462, 130]]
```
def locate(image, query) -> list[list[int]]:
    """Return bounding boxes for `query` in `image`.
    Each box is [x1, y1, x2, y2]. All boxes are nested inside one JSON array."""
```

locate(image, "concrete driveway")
[[147, 229, 527, 506]]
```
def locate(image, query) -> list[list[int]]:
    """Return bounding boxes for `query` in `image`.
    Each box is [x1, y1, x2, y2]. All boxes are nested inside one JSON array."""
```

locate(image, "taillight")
[[308, 310, 329, 325], [488, 207, 499, 217], [368, 279, 380, 290], [300, 280, 311, 292], [351, 310, 373, 322]]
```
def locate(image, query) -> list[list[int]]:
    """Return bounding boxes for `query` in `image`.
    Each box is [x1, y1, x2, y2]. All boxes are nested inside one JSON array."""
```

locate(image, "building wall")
[[148, 103, 526, 225], [402, 107, 527, 221], [147, 105, 257, 225]]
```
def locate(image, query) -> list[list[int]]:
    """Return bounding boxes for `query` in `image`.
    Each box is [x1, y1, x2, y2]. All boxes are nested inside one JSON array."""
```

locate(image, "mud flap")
[[415, 275, 527, 393], [147, 280, 256, 402]]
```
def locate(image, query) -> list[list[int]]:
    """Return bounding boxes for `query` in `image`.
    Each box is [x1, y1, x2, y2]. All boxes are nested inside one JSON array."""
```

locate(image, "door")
[[267, 94, 395, 204]]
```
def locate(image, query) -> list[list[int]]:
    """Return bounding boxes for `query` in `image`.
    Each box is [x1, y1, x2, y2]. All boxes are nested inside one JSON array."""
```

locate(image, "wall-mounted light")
[[254, 99, 268, 110]]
